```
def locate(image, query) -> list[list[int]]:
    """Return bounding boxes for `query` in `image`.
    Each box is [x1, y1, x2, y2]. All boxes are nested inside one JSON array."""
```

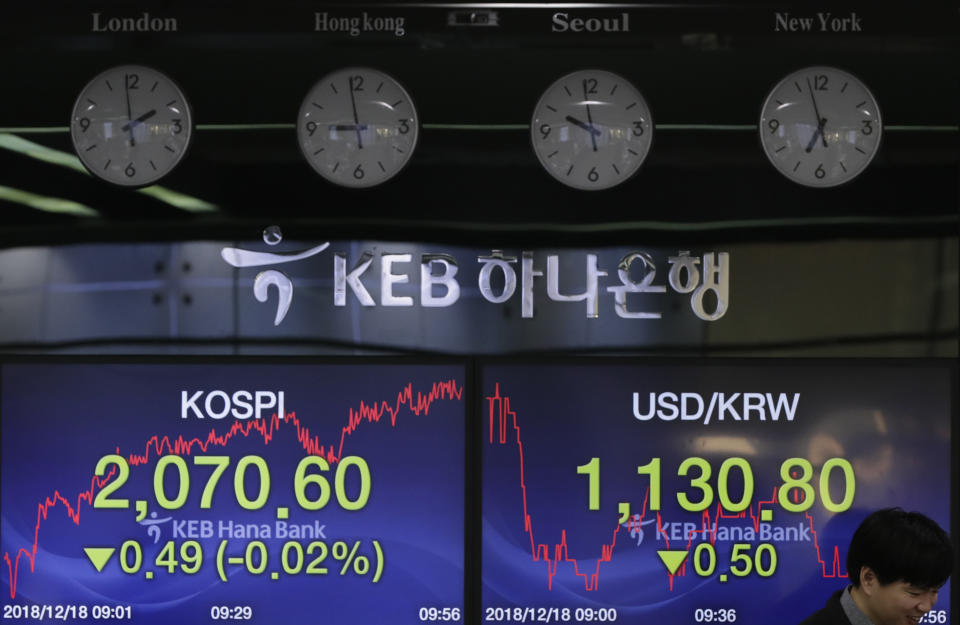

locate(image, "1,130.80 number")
[[577, 457, 855, 513]]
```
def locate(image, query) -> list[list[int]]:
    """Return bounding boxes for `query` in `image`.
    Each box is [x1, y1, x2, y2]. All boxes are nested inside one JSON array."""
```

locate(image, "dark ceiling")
[[0, 2, 956, 246]]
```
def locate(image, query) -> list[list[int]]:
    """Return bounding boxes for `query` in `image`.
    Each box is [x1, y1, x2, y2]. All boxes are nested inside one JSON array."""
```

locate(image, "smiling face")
[[853, 567, 941, 625]]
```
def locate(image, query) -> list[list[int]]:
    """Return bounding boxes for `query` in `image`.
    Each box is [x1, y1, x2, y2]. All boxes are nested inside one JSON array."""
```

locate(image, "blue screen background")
[[481, 362, 952, 624], [1, 362, 465, 624]]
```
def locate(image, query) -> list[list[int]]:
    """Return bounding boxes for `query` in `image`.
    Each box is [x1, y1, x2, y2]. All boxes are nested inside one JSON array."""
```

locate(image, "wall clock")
[[70, 65, 193, 187], [297, 67, 419, 188], [759, 66, 882, 187], [530, 69, 654, 191]]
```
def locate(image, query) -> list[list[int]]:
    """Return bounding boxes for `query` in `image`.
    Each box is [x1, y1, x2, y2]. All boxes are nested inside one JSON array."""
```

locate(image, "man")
[[799, 507, 953, 625]]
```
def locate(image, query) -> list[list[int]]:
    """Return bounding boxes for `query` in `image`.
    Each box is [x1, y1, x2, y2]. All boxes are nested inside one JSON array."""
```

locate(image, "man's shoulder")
[[796, 589, 851, 625]]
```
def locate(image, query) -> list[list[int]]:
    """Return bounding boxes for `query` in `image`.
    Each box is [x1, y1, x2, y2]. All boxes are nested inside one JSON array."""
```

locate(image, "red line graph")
[[3, 379, 463, 599], [487, 383, 846, 592]]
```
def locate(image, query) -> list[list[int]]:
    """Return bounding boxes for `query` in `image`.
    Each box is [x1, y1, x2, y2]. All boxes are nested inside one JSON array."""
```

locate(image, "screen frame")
[[474, 356, 958, 625], [0, 355, 954, 625], [0, 354, 474, 624]]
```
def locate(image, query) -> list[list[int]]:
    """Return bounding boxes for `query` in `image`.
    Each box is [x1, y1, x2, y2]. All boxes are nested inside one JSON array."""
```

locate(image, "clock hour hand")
[[121, 109, 157, 133], [565, 115, 602, 137], [805, 117, 828, 153]]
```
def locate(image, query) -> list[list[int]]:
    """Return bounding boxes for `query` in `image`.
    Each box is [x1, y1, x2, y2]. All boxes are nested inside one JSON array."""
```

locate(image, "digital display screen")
[[482, 361, 954, 625], [1, 360, 465, 624]]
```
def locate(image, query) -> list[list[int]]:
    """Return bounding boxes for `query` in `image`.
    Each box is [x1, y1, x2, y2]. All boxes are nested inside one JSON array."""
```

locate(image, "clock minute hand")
[[124, 78, 136, 147], [121, 109, 157, 133], [348, 76, 363, 150], [583, 81, 598, 152], [805, 77, 829, 149]]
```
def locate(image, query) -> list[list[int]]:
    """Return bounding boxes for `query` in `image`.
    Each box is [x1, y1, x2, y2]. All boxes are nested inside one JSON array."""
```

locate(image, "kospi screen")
[[1, 360, 466, 624], [481, 361, 954, 625]]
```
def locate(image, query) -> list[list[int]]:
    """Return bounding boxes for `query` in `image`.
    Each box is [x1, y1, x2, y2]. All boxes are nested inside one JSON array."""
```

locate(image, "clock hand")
[[805, 77, 829, 149], [565, 115, 602, 137], [583, 80, 598, 152], [348, 76, 363, 149], [121, 109, 157, 133], [805, 117, 828, 153], [124, 77, 136, 147], [332, 124, 369, 131]]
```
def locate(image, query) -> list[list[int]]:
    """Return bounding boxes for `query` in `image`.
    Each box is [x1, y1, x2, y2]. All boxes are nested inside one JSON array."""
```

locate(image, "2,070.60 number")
[[92, 454, 371, 512]]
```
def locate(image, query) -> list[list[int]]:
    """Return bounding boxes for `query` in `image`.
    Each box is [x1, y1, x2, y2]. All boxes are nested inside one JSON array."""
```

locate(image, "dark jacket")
[[797, 589, 854, 625]]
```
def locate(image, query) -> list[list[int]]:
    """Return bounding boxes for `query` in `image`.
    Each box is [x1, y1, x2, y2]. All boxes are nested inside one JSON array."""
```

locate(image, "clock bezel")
[[529, 68, 656, 192], [296, 66, 421, 189], [757, 65, 883, 189], [69, 64, 195, 189]]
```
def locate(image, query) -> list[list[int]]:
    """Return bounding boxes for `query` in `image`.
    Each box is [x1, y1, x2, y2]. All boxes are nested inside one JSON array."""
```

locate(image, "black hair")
[[847, 507, 953, 589]]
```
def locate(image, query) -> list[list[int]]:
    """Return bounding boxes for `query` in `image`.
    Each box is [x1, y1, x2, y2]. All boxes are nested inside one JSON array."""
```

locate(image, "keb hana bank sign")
[[220, 230, 729, 327]]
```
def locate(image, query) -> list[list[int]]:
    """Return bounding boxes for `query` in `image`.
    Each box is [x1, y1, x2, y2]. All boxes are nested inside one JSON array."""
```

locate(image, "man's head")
[[847, 508, 953, 625]]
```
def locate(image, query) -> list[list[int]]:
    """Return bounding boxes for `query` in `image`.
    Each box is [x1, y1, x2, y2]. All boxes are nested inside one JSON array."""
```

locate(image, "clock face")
[[759, 66, 882, 187], [530, 69, 654, 191], [70, 65, 193, 187], [297, 67, 419, 188]]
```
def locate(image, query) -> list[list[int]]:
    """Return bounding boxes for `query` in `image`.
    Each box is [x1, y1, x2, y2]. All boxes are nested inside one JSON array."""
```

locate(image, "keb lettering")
[[172, 519, 213, 538]]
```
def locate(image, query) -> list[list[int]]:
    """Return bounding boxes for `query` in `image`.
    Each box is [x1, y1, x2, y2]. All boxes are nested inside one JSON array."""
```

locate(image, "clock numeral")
[[587, 166, 599, 183], [125, 73, 140, 90], [582, 78, 598, 95], [861, 120, 874, 135], [353, 164, 365, 180], [305, 121, 318, 137], [124, 163, 136, 178], [539, 124, 551, 139], [350, 75, 364, 91], [79, 118, 91, 132], [768, 119, 780, 134], [632, 121, 645, 137], [398, 119, 411, 135], [814, 163, 826, 179], [172, 119, 183, 135], [813, 74, 828, 91]]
